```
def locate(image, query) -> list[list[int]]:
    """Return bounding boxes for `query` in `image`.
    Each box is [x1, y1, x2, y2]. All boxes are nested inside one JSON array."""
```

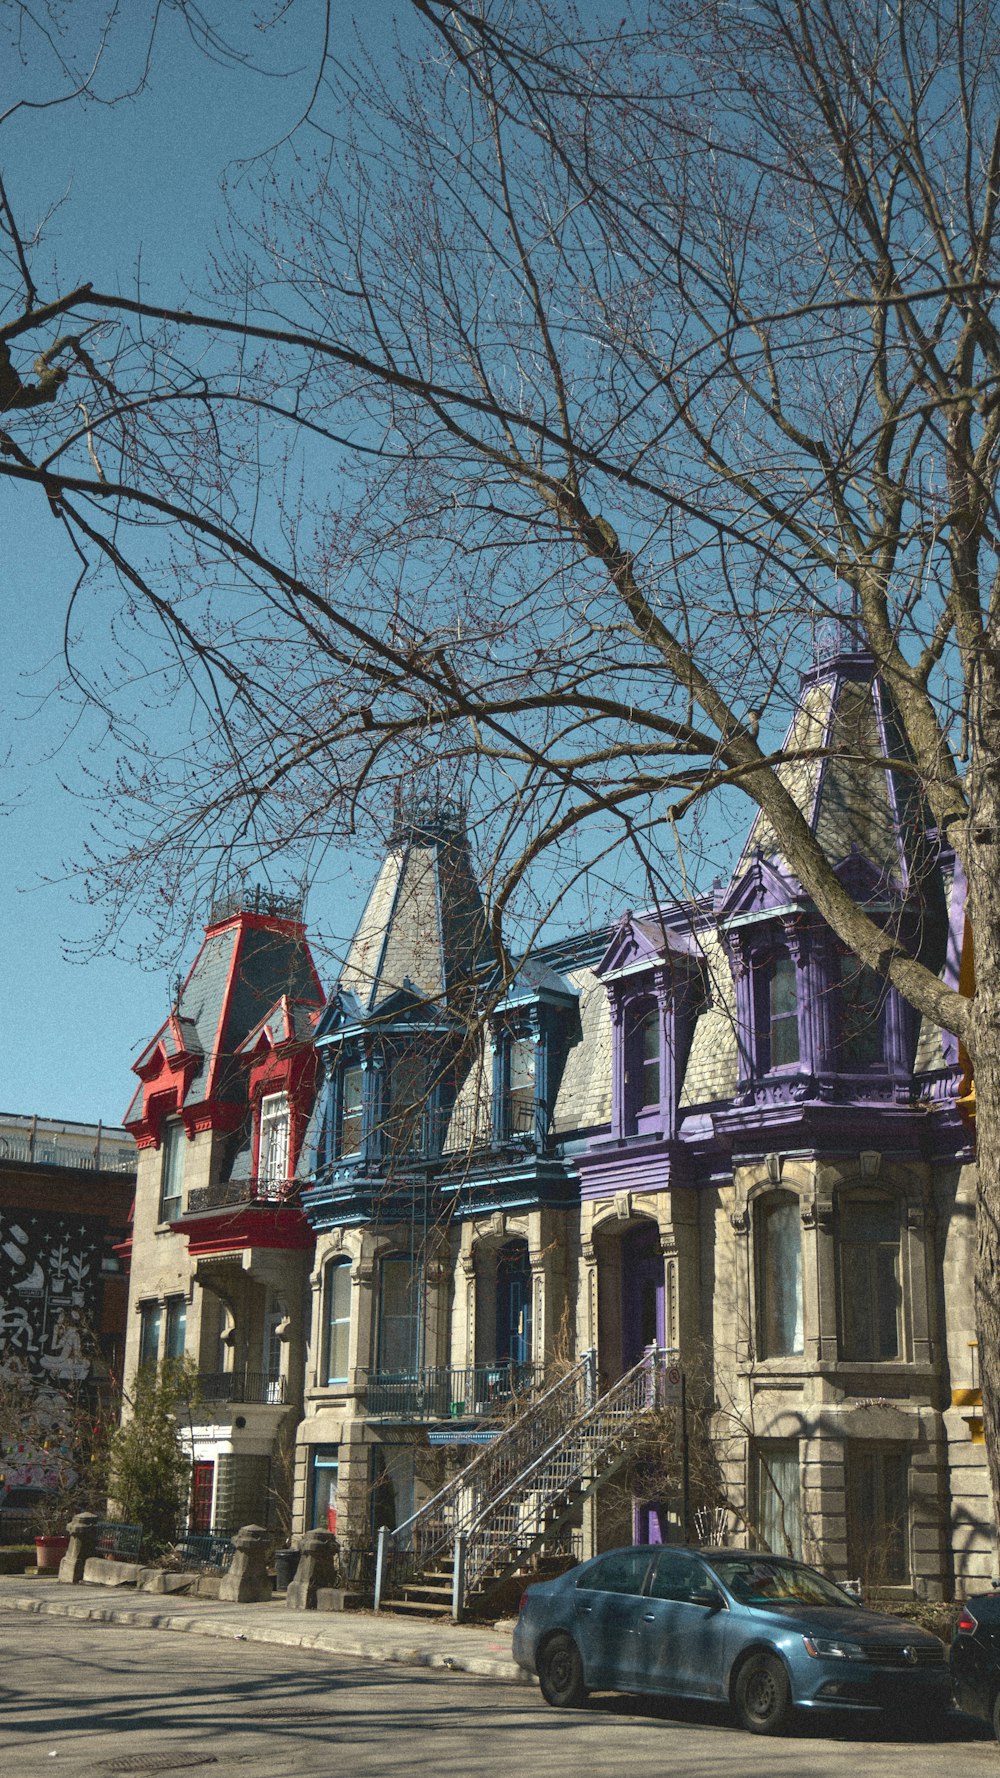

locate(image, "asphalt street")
[[0, 1609, 994, 1778]]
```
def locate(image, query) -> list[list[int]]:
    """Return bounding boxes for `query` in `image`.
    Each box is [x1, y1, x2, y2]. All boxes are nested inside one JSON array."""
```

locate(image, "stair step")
[[382, 1596, 454, 1617]]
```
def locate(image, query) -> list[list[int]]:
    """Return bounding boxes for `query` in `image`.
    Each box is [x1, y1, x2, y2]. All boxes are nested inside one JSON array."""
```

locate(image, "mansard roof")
[[126, 894, 324, 1129], [335, 798, 489, 1021], [732, 643, 933, 908]]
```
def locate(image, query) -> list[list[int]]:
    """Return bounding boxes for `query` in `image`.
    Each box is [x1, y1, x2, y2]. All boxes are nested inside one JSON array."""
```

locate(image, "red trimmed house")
[[123, 889, 323, 1535]]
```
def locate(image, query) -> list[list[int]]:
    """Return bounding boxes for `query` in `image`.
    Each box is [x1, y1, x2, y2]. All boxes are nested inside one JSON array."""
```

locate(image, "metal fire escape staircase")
[[373, 1345, 675, 1620]]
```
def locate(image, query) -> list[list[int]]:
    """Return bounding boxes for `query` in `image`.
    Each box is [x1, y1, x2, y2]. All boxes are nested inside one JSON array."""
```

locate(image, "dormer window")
[[386, 1051, 427, 1156], [837, 956, 885, 1069], [639, 1008, 660, 1106], [767, 951, 799, 1068], [340, 1064, 363, 1158], [258, 1092, 290, 1187], [508, 1037, 535, 1136], [158, 1120, 186, 1222]]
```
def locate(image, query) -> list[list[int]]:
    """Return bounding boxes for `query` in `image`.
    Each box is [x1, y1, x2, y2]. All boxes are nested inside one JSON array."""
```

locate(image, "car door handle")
[[643, 1613, 656, 1621], [578, 1604, 593, 1613]]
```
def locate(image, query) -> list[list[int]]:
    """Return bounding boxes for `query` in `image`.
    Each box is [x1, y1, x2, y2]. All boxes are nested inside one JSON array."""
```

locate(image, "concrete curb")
[[4, 1592, 533, 1687]]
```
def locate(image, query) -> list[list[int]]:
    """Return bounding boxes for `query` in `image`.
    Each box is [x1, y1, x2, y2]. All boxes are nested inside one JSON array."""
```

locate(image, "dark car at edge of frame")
[[951, 1591, 1000, 1739], [512, 1544, 951, 1736]]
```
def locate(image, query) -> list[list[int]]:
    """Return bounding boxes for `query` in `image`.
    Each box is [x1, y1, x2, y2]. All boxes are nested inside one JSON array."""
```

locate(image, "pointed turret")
[[336, 793, 489, 1021], [734, 640, 931, 899]]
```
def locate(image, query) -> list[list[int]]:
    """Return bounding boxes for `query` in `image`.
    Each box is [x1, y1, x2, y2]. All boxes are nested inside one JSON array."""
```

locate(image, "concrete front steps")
[[378, 1551, 576, 1621]]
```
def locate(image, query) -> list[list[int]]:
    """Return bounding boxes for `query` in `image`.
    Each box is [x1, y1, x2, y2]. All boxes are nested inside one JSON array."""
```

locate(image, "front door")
[[190, 1461, 214, 1533], [621, 1223, 665, 1370], [636, 1549, 732, 1698], [495, 1242, 532, 1367]]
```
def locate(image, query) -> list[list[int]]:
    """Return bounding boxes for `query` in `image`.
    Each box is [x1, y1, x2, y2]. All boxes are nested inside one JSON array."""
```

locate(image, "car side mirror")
[[690, 1585, 725, 1612]]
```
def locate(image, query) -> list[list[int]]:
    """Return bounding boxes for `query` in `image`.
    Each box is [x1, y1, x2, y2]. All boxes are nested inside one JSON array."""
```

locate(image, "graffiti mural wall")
[[0, 1208, 104, 1381]]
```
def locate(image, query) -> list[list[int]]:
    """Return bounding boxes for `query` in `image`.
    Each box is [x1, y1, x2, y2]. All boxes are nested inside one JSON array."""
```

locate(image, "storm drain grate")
[[99, 1755, 218, 1773]]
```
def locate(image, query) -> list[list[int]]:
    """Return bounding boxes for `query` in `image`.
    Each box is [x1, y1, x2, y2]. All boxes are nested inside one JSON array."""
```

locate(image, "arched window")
[[768, 951, 799, 1067], [377, 1254, 420, 1375], [322, 1261, 352, 1386], [755, 1191, 803, 1358], [837, 1193, 900, 1360]]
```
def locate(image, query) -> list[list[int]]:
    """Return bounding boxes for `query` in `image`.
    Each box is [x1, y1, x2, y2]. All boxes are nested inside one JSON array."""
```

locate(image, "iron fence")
[[94, 1520, 144, 1560], [173, 1532, 234, 1573], [365, 1361, 544, 1421], [197, 1371, 287, 1406]]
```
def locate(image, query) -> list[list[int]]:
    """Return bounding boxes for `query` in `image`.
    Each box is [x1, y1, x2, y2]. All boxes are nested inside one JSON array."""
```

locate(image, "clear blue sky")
[[0, 2, 742, 1127], [0, 3, 408, 1125]]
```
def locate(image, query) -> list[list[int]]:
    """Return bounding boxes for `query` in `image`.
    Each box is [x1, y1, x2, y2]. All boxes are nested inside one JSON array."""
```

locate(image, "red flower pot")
[[34, 1535, 70, 1572]]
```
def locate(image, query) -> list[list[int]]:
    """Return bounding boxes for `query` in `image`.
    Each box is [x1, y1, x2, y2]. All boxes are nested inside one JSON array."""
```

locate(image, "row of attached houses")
[[121, 641, 991, 1606]]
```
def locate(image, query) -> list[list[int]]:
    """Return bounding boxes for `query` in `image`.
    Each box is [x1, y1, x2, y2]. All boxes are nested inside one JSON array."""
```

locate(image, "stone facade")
[[121, 652, 991, 1599]]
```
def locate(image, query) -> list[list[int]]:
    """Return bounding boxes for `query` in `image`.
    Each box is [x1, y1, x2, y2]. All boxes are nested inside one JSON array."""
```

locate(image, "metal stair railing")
[[374, 1345, 675, 1615], [459, 1344, 673, 1607], [374, 1350, 598, 1609]]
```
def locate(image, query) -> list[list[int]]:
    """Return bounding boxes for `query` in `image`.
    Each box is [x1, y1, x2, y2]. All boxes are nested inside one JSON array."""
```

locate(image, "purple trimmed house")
[[179, 641, 979, 1608]]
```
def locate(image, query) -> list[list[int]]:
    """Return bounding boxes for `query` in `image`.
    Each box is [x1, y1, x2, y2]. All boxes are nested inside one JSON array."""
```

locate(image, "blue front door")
[[621, 1223, 665, 1370], [495, 1242, 532, 1365]]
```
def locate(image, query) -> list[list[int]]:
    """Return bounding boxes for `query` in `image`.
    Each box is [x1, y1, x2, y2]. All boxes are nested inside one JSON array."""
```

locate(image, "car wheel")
[[537, 1632, 588, 1708], [733, 1652, 793, 1736]]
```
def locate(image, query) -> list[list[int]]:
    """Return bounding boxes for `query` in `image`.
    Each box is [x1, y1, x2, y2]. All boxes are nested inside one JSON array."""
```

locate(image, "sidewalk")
[[0, 1573, 531, 1686]]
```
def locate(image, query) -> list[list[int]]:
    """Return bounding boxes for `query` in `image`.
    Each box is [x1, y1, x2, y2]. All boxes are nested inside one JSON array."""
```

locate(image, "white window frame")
[[258, 1091, 291, 1189]]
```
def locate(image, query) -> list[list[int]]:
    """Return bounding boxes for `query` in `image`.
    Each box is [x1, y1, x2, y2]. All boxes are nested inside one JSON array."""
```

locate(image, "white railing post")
[[452, 1531, 467, 1622], [374, 1524, 389, 1611]]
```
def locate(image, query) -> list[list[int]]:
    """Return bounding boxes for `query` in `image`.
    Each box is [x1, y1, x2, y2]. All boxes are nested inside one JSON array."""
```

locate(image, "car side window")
[[576, 1550, 654, 1595], [649, 1550, 714, 1603]]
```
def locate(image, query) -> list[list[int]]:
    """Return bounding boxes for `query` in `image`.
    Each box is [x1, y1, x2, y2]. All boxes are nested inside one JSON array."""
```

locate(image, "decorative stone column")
[[286, 1528, 341, 1609], [58, 1512, 100, 1584], [219, 1524, 272, 1603]]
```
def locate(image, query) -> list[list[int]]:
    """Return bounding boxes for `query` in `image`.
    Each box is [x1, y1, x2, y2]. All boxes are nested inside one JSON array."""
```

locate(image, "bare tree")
[[3, 1, 1000, 1511]]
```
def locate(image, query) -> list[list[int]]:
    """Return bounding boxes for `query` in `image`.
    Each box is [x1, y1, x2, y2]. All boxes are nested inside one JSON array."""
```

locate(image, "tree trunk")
[[968, 636, 1000, 1541]]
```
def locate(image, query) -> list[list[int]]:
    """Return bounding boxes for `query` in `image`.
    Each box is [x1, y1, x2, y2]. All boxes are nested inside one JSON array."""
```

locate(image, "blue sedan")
[[512, 1545, 950, 1735]]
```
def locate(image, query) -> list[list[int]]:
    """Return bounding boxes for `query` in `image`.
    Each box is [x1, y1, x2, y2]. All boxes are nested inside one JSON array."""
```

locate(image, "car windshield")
[[708, 1556, 855, 1609]]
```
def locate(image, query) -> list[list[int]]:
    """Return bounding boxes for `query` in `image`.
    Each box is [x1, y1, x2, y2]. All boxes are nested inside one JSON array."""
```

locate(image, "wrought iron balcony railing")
[[197, 1371, 287, 1406], [365, 1361, 544, 1422], [186, 1176, 299, 1214], [441, 1095, 541, 1155]]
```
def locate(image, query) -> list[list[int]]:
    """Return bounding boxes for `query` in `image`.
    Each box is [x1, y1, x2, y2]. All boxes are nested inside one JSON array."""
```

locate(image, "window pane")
[[650, 1551, 713, 1603], [757, 1193, 803, 1357], [310, 1446, 339, 1532], [640, 1012, 660, 1105], [159, 1122, 185, 1220], [342, 1065, 363, 1156], [769, 954, 799, 1066], [164, 1296, 186, 1361], [838, 957, 884, 1067], [388, 1052, 426, 1154], [259, 1093, 290, 1184], [325, 1262, 352, 1384], [838, 1195, 900, 1360], [756, 1441, 801, 1559], [378, 1256, 419, 1373], [577, 1549, 653, 1594], [139, 1302, 162, 1369]]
